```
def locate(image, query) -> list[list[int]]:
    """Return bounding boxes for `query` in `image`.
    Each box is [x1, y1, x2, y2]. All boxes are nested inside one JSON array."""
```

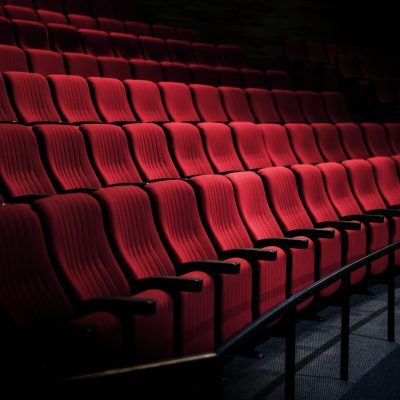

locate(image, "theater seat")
[[218, 45, 245, 68], [130, 59, 163, 82], [272, 89, 305, 123], [322, 92, 352, 123], [140, 36, 170, 62], [361, 123, 394, 157], [125, 21, 151, 36], [97, 17, 125, 33], [219, 87, 255, 122], [98, 57, 132, 80], [63, 53, 100, 78], [161, 62, 191, 84], [192, 42, 221, 66], [37, 10, 67, 25], [79, 28, 114, 57], [241, 68, 268, 89], [152, 24, 176, 39], [0, 17, 16, 45], [68, 14, 97, 30], [110, 32, 142, 59], [167, 39, 196, 64], [312, 123, 348, 162], [216, 66, 243, 87], [246, 88, 281, 124], [13, 19, 50, 50], [336, 123, 371, 159], [297, 91, 331, 123], [47, 23, 83, 53], [26, 49, 65, 75], [189, 64, 218, 86], [0, 45, 28, 73]]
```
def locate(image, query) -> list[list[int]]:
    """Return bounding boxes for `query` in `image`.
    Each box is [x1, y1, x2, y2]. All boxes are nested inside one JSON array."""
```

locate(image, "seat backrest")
[[161, 61, 191, 84], [285, 123, 324, 164], [384, 123, 400, 154], [305, 41, 326, 64], [166, 39, 195, 64], [219, 87, 255, 122], [4, 71, 61, 123], [97, 17, 124, 33], [336, 55, 361, 79], [37, 10, 68, 25], [241, 68, 268, 89], [265, 70, 293, 90], [0, 16, 16, 45], [140, 36, 170, 62], [33, 124, 101, 191], [4, 5, 37, 20], [79, 28, 114, 57], [283, 39, 306, 63], [0, 44, 28, 73], [68, 14, 97, 30], [258, 124, 298, 167], [13, 19, 50, 50], [297, 91, 330, 123], [47, 23, 83, 53], [98, 56, 132, 80], [358, 55, 381, 80], [197, 122, 244, 173], [189, 64, 218, 86], [124, 123, 179, 180], [312, 123, 348, 162], [63, 53, 100, 78], [177, 27, 200, 42], [246, 88, 281, 123], [81, 123, 141, 185], [0, 124, 56, 198], [48, 74, 101, 123], [272, 89, 305, 123], [152, 24, 176, 39], [218, 45, 245, 68], [216, 67, 243, 88], [158, 82, 200, 122], [88, 77, 135, 124], [35, 0, 63, 12], [163, 122, 213, 177], [26, 49, 65, 76], [322, 91, 352, 123], [192, 42, 221, 66], [361, 122, 393, 157], [110, 32, 142, 59], [326, 43, 345, 65], [129, 59, 163, 83], [125, 79, 169, 122], [336, 122, 370, 159], [229, 122, 272, 169], [125, 21, 151, 36], [190, 84, 228, 123], [0, 74, 17, 122]]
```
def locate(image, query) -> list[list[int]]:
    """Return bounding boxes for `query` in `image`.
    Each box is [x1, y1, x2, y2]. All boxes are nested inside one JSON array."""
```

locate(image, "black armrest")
[[365, 208, 400, 217], [316, 220, 361, 231], [285, 228, 335, 239], [177, 260, 240, 275], [77, 297, 156, 316], [130, 276, 203, 294], [219, 248, 277, 261], [253, 237, 308, 250], [340, 214, 384, 223]]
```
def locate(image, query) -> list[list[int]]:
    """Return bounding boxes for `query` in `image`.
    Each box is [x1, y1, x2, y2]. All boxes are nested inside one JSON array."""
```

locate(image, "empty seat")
[[33, 124, 101, 191], [384, 123, 400, 154], [0, 44, 28, 73], [124, 123, 179, 180], [219, 87, 255, 122], [63, 0, 91, 15], [125, 21, 151, 36], [26, 49, 65, 75], [37, 10, 67, 24], [68, 14, 97, 30], [229, 122, 272, 170], [146, 179, 252, 341], [0, 75, 17, 123], [0, 16, 16, 45], [161, 62, 191, 84], [33, 192, 174, 364], [110, 32, 142, 59], [265, 70, 293, 90], [152, 24, 176, 39], [218, 45, 245, 68], [216, 66, 243, 87], [97, 17, 124, 33], [361, 123, 393, 157], [297, 91, 330, 123], [13, 19, 50, 50], [90, 0, 116, 18], [190, 84, 228, 123], [5, 0, 33, 7], [358, 56, 381, 80], [98, 57, 132, 80], [35, 0, 63, 12], [0, 124, 56, 199], [246, 88, 281, 123], [163, 122, 213, 177], [326, 43, 345, 65], [4, 71, 61, 123], [284, 39, 306, 63], [197, 122, 244, 173], [305, 41, 326, 64], [241, 68, 268, 89], [48, 75, 101, 123], [130, 59, 163, 82], [125, 79, 169, 123], [4, 5, 37, 20], [312, 123, 348, 162], [166, 39, 196, 64], [272, 89, 305, 123], [322, 91, 352, 123], [336, 123, 371, 159], [177, 27, 200, 42], [285, 123, 324, 164], [192, 42, 221, 66], [189, 64, 218, 86], [81, 123, 141, 185], [79, 29, 114, 57], [140, 36, 170, 62], [336, 55, 361, 80], [258, 124, 298, 167], [88, 77, 135, 124], [63, 53, 100, 77], [158, 82, 200, 122], [47, 23, 83, 53]]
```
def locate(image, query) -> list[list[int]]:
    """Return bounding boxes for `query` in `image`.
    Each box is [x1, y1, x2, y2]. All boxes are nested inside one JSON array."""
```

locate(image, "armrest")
[[285, 228, 335, 239], [365, 208, 400, 217], [106, 182, 147, 188], [219, 248, 277, 262], [177, 260, 240, 275], [130, 276, 203, 294], [77, 297, 156, 316], [253, 237, 308, 250], [316, 220, 361, 231], [340, 214, 384, 223]]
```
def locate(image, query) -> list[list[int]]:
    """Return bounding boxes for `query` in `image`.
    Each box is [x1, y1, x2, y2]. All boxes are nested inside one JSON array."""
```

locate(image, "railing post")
[[387, 250, 395, 342], [340, 274, 350, 381], [285, 306, 296, 400]]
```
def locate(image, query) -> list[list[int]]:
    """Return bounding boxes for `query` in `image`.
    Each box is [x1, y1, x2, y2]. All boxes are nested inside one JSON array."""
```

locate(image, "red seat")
[[246, 88, 281, 124], [177, 27, 200, 42], [152, 24, 176, 39], [13, 19, 50, 50], [305, 41, 327, 64], [265, 70, 293, 90], [37, 10, 67, 25], [161, 62, 191, 84], [218, 45, 245, 68], [35, 0, 63, 12], [110, 32, 142, 59], [312, 123, 348, 162], [130, 59, 163, 82], [192, 42, 221, 66], [98, 57, 132, 80], [0, 16, 16, 45], [361, 123, 394, 157], [384, 123, 400, 154], [26, 49, 65, 75], [97, 17, 125, 33], [0, 75, 17, 123], [336, 123, 370, 159], [63, 53, 100, 77], [219, 87, 255, 122], [297, 91, 331, 123], [322, 91, 352, 123], [166, 39, 196, 64], [241, 68, 268, 89], [140, 36, 170, 62], [125, 21, 151, 36], [0, 45, 28, 73], [68, 14, 97, 30], [189, 64, 218, 86], [90, 0, 116, 18], [79, 28, 114, 57], [3, 5, 37, 20], [216, 67, 243, 87], [63, 0, 91, 15], [47, 23, 83, 53], [272, 89, 305, 123], [326, 43, 345, 65]]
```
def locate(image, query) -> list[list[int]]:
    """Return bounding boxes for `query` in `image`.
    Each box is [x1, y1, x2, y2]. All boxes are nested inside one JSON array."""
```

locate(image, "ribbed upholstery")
[[318, 162, 389, 275], [197, 122, 244, 173], [0, 74, 17, 122], [98, 57, 132, 80], [218, 45, 245, 68], [192, 42, 221, 66], [337, 123, 371, 159], [4, 72, 61, 123], [216, 67, 243, 88], [246, 88, 282, 124], [361, 123, 393, 157], [37, 10, 68, 25], [322, 92, 352, 123], [163, 122, 213, 176], [297, 91, 331, 123], [260, 167, 342, 296], [285, 123, 324, 164], [125, 21, 151, 36], [4, 5, 37, 20], [68, 14, 97, 30], [146, 179, 252, 341], [152, 24, 176, 39], [259, 124, 298, 167], [79, 29, 114, 57], [161, 62, 191, 84], [229, 122, 272, 170], [81, 123, 141, 185], [0, 17, 16, 45], [219, 87, 255, 122], [124, 123, 179, 180], [177, 27, 200, 42], [265, 70, 293, 90], [384, 123, 400, 154], [227, 171, 315, 302], [48, 75, 101, 123], [159, 82, 200, 122], [13, 19, 50, 50], [26, 49, 66, 75], [312, 123, 348, 162], [272, 90, 305, 123], [33, 124, 101, 191], [97, 17, 125, 33], [241, 68, 268, 89], [110, 32, 142, 59], [167, 39, 196, 64], [0, 45, 28, 73], [189, 64, 218, 86], [35, 0, 63, 12], [88, 77, 135, 124], [0, 124, 56, 198], [63, 53, 100, 78], [292, 164, 367, 284], [33, 193, 174, 363], [140, 36, 170, 62], [190, 84, 228, 123], [130, 59, 163, 82], [191, 174, 286, 315], [95, 185, 215, 355], [47, 23, 83, 53], [125, 80, 169, 122]]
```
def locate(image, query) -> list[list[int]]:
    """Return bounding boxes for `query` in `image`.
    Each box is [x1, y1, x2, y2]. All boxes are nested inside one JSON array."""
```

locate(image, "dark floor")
[[224, 278, 400, 400]]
